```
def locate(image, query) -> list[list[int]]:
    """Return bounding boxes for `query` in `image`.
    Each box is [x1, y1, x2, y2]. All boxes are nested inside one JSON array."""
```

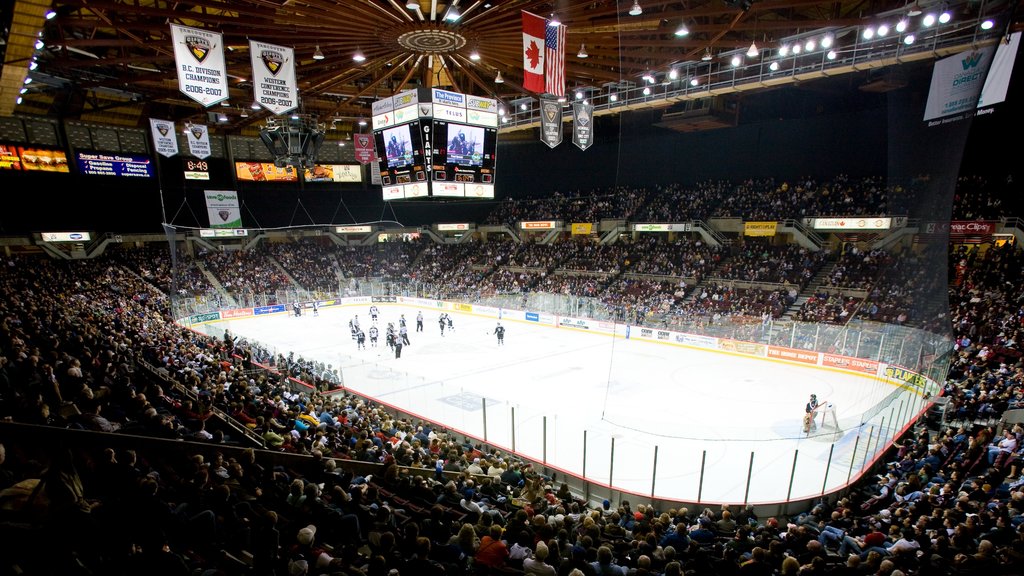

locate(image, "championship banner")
[[170, 24, 228, 107], [186, 124, 212, 159], [923, 46, 995, 121], [354, 133, 375, 165], [204, 190, 242, 229], [572, 102, 593, 151], [539, 98, 562, 148], [571, 223, 593, 235], [744, 221, 777, 237], [249, 39, 297, 115], [149, 118, 179, 158]]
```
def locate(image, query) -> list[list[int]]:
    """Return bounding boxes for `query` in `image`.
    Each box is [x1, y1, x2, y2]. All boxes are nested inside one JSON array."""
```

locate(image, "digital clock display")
[[184, 159, 210, 180]]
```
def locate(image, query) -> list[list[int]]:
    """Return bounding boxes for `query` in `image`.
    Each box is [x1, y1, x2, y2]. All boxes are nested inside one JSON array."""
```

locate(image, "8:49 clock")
[[184, 159, 210, 180]]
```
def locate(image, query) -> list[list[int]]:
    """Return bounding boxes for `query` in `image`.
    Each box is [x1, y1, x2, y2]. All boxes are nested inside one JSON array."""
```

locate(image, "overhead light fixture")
[[406, 0, 419, 9], [313, 45, 325, 60], [446, 5, 461, 21], [981, 19, 994, 30], [863, 27, 875, 40], [903, 34, 916, 45], [23, 77, 32, 85], [338, 141, 346, 147], [29, 60, 38, 71], [358, 119, 368, 126], [668, 68, 678, 80], [778, 45, 790, 57], [747, 41, 759, 57], [469, 50, 480, 61], [549, 14, 560, 27], [217, 114, 229, 123], [629, 1, 642, 16], [826, 50, 837, 60], [575, 90, 583, 99], [609, 93, 618, 102], [938, 10, 952, 24], [896, 19, 909, 32], [290, 113, 300, 120], [353, 51, 366, 62], [702, 48, 713, 61], [675, 24, 689, 37], [730, 55, 741, 67], [689, 78, 698, 87], [16, 97, 23, 105], [45, 10, 56, 20], [577, 44, 588, 58], [241, 110, 249, 118], [20, 87, 28, 94], [821, 35, 834, 48], [877, 24, 890, 37], [221, 101, 231, 107], [251, 101, 260, 109], [641, 72, 655, 83], [907, 2, 922, 16], [922, 13, 936, 27], [804, 39, 815, 51], [520, 103, 528, 110], [34, 39, 44, 50], [642, 86, 651, 95], [494, 71, 504, 83], [769, 61, 780, 71]]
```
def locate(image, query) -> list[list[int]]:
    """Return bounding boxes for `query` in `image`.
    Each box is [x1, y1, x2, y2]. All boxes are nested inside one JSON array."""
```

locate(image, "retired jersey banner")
[[354, 133, 375, 165], [539, 98, 562, 148], [149, 118, 179, 158], [250, 40, 297, 115], [171, 24, 228, 107], [204, 190, 242, 228], [744, 221, 778, 237], [572, 102, 593, 150], [186, 124, 212, 159]]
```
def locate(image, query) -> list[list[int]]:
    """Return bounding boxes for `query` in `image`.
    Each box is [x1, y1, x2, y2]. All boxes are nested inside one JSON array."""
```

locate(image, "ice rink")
[[195, 303, 925, 504]]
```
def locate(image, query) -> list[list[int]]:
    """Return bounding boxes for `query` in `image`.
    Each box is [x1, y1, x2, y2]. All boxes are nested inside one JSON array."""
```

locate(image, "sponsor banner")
[[597, 322, 615, 332], [149, 118, 179, 157], [744, 221, 778, 237], [675, 333, 718, 349], [392, 89, 419, 109], [822, 353, 879, 374], [656, 330, 671, 341], [924, 46, 995, 121], [345, 296, 373, 304], [433, 182, 465, 197], [474, 305, 500, 317], [190, 311, 221, 323], [371, 296, 398, 303], [431, 88, 465, 108], [949, 221, 997, 235], [204, 190, 242, 228], [633, 223, 691, 232], [978, 31, 1019, 108], [382, 184, 404, 200], [767, 345, 819, 364], [318, 299, 339, 307], [639, 328, 654, 339], [14, 146, 69, 172], [558, 316, 590, 330], [221, 308, 254, 319], [235, 162, 298, 182], [525, 312, 539, 322], [254, 304, 287, 315], [466, 109, 498, 127], [185, 123, 212, 159], [453, 303, 472, 312], [185, 171, 210, 180], [304, 164, 362, 183], [812, 217, 892, 230], [466, 183, 494, 199], [372, 97, 394, 116], [250, 40, 297, 115], [437, 223, 470, 231], [41, 232, 91, 242], [372, 112, 394, 131], [571, 223, 593, 235], [883, 366, 929, 390], [77, 152, 154, 177], [433, 103, 467, 122], [539, 98, 563, 148], [572, 102, 593, 150], [393, 104, 419, 125], [354, 134, 375, 165], [536, 313, 556, 324], [520, 220, 557, 230], [466, 95, 497, 113], [199, 228, 248, 237], [0, 145, 20, 169], [718, 339, 766, 356], [171, 24, 228, 106], [335, 225, 372, 234]]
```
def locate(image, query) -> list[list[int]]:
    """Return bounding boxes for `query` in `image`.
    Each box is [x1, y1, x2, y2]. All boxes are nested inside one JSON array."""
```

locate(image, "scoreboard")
[[372, 88, 497, 200]]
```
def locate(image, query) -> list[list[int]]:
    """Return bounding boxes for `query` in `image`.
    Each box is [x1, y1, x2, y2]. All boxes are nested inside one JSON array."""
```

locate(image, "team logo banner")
[[171, 24, 228, 107], [572, 102, 592, 151], [539, 98, 562, 148], [186, 124, 212, 159], [149, 118, 179, 158], [250, 40, 297, 115], [204, 190, 242, 229], [354, 134, 375, 165]]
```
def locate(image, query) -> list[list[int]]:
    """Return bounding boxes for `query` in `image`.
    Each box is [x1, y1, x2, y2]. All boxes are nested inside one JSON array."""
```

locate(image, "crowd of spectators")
[[266, 238, 343, 293]]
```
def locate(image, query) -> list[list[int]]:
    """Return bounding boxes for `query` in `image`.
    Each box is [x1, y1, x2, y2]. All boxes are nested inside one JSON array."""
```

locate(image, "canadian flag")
[[522, 11, 545, 93]]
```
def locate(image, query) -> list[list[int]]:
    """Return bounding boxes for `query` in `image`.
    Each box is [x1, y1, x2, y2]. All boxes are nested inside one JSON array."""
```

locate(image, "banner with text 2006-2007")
[[250, 40, 298, 116], [170, 24, 228, 107]]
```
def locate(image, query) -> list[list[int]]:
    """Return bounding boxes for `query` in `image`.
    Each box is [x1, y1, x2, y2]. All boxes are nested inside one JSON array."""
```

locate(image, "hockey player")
[[399, 314, 407, 328], [400, 324, 410, 346], [447, 314, 454, 332], [349, 318, 357, 340], [439, 314, 446, 336], [356, 328, 366, 350], [368, 325, 379, 348], [386, 323, 396, 351], [293, 302, 302, 317], [416, 311, 424, 332], [353, 315, 361, 330], [369, 305, 379, 323], [494, 322, 505, 345], [312, 301, 319, 316]]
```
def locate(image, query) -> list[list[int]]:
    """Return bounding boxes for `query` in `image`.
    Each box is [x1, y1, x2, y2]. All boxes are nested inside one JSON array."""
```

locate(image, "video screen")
[[444, 123, 485, 167], [382, 124, 414, 169]]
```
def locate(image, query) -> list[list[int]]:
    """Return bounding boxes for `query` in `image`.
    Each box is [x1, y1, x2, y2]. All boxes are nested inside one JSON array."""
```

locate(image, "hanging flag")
[[539, 97, 562, 148], [354, 133, 375, 165], [149, 118, 178, 158], [572, 102, 592, 150], [170, 24, 228, 107], [186, 124, 212, 159], [522, 11, 545, 94], [250, 39, 298, 115], [204, 190, 242, 229], [545, 21, 566, 97]]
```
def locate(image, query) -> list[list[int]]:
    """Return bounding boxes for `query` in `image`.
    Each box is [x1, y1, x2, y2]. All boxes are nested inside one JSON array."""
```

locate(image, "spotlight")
[[446, 5, 460, 21], [702, 48, 713, 61], [821, 35, 834, 49], [577, 44, 588, 58], [353, 51, 366, 62], [406, 0, 419, 9], [769, 61, 780, 71], [16, 97, 23, 105], [34, 39, 44, 50], [877, 24, 890, 37], [730, 55, 741, 67], [896, 19, 909, 33], [549, 14, 560, 27], [29, 60, 38, 71], [939, 11, 952, 24], [778, 45, 789, 57], [792, 44, 801, 54], [575, 90, 583, 99], [826, 50, 837, 60], [747, 41, 759, 57], [313, 45, 325, 60], [668, 69, 678, 80], [629, 1, 642, 16], [609, 93, 618, 102], [804, 39, 815, 51], [642, 86, 651, 95], [520, 103, 527, 110], [45, 10, 56, 19], [675, 23, 689, 37], [981, 19, 994, 30], [469, 50, 480, 61], [904, 34, 915, 45], [689, 78, 698, 86], [494, 71, 504, 83], [922, 13, 936, 27], [863, 27, 875, 40], [23, 77, 32, 85]]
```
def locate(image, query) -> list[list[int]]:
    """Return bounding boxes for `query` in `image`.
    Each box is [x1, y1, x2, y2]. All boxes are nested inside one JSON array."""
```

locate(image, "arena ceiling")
[[1, 0, 1020, 134]]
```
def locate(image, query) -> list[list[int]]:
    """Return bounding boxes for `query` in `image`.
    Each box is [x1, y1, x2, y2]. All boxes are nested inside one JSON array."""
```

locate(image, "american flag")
[[545, 20, 565, 97]]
